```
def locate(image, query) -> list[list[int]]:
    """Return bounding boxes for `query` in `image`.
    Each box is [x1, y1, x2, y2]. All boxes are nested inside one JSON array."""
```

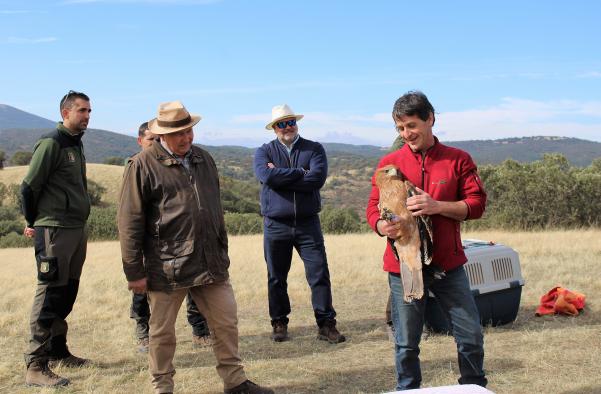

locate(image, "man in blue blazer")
[[254, 104, 345, 344]]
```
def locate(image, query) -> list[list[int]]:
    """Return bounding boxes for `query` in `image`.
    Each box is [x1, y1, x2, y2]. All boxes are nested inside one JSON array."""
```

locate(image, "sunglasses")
[[60, 90, 81, 105], [275, 118, 297, 129]]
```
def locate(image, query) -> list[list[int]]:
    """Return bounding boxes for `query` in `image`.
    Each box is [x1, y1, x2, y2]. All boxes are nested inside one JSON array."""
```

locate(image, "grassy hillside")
[[0, 164, 125, 205], [0, 128, 140, 164], [1, 230, 599, 393]]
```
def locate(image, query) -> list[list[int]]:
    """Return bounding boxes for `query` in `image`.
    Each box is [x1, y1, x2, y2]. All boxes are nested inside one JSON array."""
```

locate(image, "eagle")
[[375, 164, 434, 302]]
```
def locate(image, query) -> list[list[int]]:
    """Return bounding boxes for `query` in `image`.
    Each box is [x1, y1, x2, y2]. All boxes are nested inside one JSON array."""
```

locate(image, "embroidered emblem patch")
[[67, 152, 75, 162], [431, 179, 447, 185], [40, 262, 50, 273]]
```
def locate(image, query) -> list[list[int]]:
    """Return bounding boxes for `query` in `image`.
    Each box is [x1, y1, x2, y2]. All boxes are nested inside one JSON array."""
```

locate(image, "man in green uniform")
[[21, 90, 92, 387]]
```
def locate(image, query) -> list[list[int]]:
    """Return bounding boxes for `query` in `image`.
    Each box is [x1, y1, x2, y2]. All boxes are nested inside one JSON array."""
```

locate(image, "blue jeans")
[[389, 265, 487, 390], [263, 215, 336, 326]]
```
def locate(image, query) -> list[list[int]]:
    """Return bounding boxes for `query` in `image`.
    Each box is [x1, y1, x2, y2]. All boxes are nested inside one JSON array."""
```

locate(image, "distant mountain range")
[[1, 104, 601, 167]]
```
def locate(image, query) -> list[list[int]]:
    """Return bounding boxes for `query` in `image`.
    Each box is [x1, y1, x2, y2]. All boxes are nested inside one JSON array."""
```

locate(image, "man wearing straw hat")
[[254, 104, 345, 344], [127, 122, 213, 353], [118, 101, 273, 394]]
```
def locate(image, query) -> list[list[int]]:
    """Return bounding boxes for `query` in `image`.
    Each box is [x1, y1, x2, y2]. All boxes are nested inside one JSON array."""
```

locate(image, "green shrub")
[[87, 179, 106, 206], [87, 205, 118, 240], [11, 151, 33, 166], [0, 232, 33, 248], [0, 182, 7, 206], [104, 156, 125, 166], [6, 184, 21, 207], [224, 213, 262, 235], [0, 220, 23, 237], [0, 206, 19, 221], [320, 206, 362, 234]]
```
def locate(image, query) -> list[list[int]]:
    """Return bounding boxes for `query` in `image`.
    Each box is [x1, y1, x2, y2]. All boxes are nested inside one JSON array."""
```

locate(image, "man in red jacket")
[[366, 91, 488, 390]]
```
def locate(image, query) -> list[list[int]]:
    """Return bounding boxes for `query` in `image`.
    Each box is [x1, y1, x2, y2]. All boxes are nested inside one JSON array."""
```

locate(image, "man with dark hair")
[[366, 91, 488, 390], [21, 90, 92, 387], [129, 122, 213, 352], [119, 101, 272, 394], [254, 104, 345, 344]]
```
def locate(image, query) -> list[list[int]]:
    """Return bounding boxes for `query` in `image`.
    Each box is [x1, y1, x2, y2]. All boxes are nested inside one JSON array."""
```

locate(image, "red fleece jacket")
[[366, 138, 487, 273]]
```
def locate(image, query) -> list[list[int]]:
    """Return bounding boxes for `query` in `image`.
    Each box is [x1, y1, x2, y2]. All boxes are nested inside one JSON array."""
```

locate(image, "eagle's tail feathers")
[[399, 261, 425, 303]]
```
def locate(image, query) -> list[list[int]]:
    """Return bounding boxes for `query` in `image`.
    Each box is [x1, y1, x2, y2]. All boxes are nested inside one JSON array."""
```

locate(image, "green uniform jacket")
[[118, 141, 230, 291], [21, 122, 91, 228]]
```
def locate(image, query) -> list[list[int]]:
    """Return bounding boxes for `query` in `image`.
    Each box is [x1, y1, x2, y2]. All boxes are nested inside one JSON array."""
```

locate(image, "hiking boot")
[[137, 337, 149, 353], [192, 334, 213, 348], [25, 361, 70, 387], [49, 353, 90, 368], [271, 321, 289, 342], [318, 320, 346, 344], [224, 379, 274, 394]]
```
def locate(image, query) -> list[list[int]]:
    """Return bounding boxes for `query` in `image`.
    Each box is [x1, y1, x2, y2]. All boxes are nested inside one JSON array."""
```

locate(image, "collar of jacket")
[[273, 135, 304, 152], [403, 135, 440, 158], [57, 122, 85, 142], [149, 140, 205, 167]]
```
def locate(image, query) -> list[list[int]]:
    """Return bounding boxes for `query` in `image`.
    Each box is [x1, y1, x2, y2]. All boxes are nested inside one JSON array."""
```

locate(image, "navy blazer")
[[253, 136, 327, 220]]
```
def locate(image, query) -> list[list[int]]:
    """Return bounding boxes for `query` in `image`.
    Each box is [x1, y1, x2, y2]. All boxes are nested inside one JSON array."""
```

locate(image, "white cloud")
[[576, 71, 601, 79], [220, 98, 601, 147], [4, 36, 57, 44], [61, 0, 221, 4], [436, 98, 601, 142], [0, 10, 31, 14]]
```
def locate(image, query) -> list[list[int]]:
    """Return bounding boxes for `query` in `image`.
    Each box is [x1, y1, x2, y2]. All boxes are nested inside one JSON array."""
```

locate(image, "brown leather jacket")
[[118, 141, 230, 291]]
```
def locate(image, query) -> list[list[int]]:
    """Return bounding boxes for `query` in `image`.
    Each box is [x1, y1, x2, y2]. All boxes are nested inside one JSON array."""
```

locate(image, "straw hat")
[[265, 104, 304, 130], [148, 101, 201, 135]]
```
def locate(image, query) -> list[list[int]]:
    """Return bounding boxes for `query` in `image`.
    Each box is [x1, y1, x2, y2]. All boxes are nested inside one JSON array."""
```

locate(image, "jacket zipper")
[[186, 164, 217, 280], [420, 152, 426, 189]]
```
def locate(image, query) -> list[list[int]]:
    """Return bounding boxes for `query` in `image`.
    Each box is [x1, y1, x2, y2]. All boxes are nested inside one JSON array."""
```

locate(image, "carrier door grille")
[[492, 257, 514, 281], [465, 262, 484, 286]]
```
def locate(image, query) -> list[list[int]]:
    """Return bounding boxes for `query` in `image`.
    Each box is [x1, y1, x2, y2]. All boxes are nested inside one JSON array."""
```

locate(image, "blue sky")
[[1, 0, 600, 147]]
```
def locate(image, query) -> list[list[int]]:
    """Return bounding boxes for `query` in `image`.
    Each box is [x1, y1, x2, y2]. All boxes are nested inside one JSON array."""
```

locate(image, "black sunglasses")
[[275, 118, 297, 129]]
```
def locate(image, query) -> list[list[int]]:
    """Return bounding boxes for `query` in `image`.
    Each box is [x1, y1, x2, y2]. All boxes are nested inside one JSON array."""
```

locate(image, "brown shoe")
[[271, 321, 289, 342], [137, 337, 149, 353], [318, 320, 346, 344], [25, 361, 70, 387], [224, 379, 274, 394], [192, 334, 213, 348], [49, 353, 90, 368]]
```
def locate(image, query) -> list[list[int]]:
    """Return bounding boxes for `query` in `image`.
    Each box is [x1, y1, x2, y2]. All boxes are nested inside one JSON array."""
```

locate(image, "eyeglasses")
[[275, 118, 297, 129]]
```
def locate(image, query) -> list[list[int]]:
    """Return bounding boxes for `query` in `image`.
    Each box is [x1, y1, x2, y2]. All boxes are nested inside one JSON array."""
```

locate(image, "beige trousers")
[[147, 280, 246, 393]]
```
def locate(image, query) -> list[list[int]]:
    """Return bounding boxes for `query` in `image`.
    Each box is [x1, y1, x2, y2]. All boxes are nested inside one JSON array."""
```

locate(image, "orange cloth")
[[536, 286, 586, 316]]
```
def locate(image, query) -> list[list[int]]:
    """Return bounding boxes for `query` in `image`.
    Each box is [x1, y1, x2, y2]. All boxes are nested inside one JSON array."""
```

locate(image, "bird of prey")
[[375, 164, 433, 302]]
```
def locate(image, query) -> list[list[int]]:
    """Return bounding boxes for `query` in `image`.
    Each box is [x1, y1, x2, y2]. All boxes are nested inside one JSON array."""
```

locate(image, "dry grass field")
[[1, 230, 600, 393], [0, 164, 124, 204]]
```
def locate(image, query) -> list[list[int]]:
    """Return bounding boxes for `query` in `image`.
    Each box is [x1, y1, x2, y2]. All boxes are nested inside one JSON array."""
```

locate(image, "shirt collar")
[[278, 134, 300, 154], [160, 138, 191, 159]]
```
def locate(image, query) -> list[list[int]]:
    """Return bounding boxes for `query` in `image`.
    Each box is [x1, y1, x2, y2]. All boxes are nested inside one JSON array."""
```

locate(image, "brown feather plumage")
[[375, 164, 425, 302]]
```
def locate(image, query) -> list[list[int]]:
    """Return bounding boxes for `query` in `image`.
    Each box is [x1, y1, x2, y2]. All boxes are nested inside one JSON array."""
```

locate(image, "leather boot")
[[25, 360, 69, 387]]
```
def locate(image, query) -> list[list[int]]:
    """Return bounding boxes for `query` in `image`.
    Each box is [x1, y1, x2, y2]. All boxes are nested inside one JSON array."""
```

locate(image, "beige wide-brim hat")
[[265, 104, 304, 130], [148, 100, 201, 135]]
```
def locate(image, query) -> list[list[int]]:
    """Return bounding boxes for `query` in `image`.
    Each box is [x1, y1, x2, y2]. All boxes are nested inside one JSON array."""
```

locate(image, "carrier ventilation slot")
[[465, 262, 484, 286], [492, 257, 514, 281]]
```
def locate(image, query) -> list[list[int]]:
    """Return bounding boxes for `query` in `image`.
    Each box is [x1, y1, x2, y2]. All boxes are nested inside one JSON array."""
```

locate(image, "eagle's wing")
[[376, 166, 427, 302], [405, 180, 433, 266]]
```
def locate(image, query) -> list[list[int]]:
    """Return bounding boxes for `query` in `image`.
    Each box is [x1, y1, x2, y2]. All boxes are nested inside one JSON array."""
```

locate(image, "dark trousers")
[[25, 226, 87, 366], [263, 215, 336, 327], [130, 292, 210, 339]]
